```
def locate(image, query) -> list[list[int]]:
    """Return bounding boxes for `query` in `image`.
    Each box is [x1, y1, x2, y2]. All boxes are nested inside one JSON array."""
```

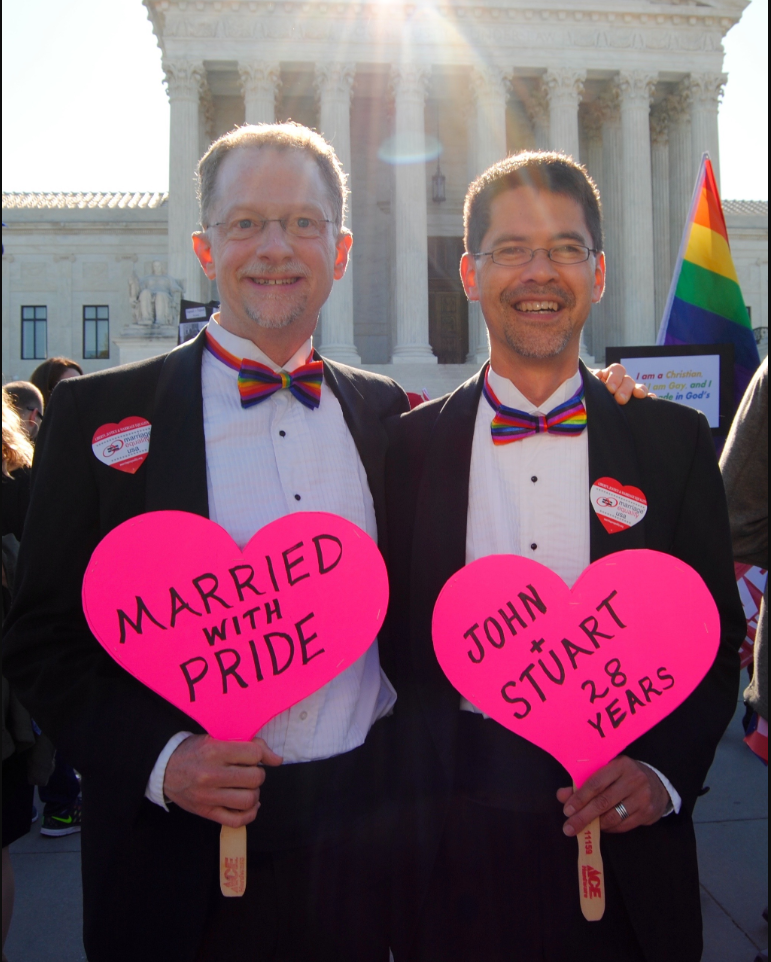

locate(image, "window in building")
[[21, 306, 48, 360], [83, 306, 110, 359]]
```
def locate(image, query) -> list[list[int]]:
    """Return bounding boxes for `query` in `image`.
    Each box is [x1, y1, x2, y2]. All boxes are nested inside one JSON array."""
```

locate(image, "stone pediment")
[[145, 0, 746, 60]]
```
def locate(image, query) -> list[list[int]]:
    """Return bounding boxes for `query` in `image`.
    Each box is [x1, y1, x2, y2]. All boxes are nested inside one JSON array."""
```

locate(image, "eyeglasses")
[[208, 215, 334, 241], [474, 244, 600, 267]]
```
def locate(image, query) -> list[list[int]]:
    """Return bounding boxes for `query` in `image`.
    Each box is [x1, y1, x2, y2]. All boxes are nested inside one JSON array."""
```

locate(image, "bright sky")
[[2, 0, 767, 199]]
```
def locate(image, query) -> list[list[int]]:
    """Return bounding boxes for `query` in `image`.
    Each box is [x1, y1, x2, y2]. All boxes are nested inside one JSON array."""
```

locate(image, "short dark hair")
[[4, 381, 44, 416], [30, 357, 83, 408], [197, 122, 349, 232], [463, 151, 603, 256]]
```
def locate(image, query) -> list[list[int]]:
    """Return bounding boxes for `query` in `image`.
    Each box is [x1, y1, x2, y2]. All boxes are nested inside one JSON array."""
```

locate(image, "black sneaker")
[[40, 797, 82, 837]]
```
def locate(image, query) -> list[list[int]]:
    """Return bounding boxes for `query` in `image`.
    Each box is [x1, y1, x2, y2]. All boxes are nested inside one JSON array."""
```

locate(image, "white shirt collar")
[[206, 315, 313, 373], [486, 364, 583, 414]]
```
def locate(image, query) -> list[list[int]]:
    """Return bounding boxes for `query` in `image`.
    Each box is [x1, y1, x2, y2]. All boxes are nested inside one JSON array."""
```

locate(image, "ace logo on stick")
[[432, 549, 720, 920]]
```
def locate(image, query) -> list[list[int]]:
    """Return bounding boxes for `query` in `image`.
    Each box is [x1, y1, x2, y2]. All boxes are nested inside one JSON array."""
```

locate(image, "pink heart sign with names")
[[432, 550, 720, 788], [82, 510, 389, 740]]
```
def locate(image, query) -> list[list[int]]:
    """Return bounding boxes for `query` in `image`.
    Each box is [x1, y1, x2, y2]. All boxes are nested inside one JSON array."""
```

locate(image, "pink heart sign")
[[432, 550, 720, 788], [83, 511, 388, 741]]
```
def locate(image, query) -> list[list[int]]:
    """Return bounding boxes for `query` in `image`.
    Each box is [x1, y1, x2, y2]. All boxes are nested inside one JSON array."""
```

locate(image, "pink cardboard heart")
[[83, 511, 389, 740], [432, 550, 720, 787]]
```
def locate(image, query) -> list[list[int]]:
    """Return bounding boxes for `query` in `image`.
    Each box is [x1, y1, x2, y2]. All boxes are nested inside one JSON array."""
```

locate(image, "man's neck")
[[216, 311, 315, 368], [489, 347, 581, 408]]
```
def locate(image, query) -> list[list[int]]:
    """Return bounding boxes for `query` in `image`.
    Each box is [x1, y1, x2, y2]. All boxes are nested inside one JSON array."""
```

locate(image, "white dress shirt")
[[462, 364, 680, 813], [146, 317, 396, 807]]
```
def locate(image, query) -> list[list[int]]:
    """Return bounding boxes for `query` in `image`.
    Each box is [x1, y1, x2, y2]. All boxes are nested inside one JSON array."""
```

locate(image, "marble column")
[[390, 64, 435, 363], [581, 102, 606, 358], [687, 72, 726, 189], [164, 60, 206, 304], [600, 89, 624, 351], [526, 81, 551, 151], [544, 68, 586, 158], [617, 71, 657, 345], [667, 86, 693, 271], [239, 62, 281, 126], [315, 63, 360, 365], [53, 255, 76, 360], [468, 65, 510, 363], [650, 103, 672, 328]]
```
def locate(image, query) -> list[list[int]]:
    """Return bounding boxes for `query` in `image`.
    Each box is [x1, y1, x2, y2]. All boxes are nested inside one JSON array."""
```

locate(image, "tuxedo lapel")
[[145, 330, 209, 518], [411, 368, 485, 777], [321, 358, 390, 547], [581, 361, 647, 560]]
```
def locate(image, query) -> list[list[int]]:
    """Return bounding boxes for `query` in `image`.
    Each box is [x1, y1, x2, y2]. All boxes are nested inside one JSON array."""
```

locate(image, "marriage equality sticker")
[[82, 511, 389, 740], [432, 550, 720, 788]]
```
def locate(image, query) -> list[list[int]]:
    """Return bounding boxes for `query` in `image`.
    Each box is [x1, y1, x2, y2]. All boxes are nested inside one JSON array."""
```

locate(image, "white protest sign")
[[620, 353, 721, 427]]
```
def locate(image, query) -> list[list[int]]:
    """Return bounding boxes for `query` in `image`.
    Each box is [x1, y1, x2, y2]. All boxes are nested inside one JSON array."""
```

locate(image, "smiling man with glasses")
[[4, 123, 409, 962], [385, 151, 744, 962]]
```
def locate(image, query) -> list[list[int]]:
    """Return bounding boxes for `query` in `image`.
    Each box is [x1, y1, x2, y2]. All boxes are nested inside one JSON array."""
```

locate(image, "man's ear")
[[192, 232, 216, 280], [333, 232, 353, 281], [460, 252, 480, 302], [592, 251, 606, 304]]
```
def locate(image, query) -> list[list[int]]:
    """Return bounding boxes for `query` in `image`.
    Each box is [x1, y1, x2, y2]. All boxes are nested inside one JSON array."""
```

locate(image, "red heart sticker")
[[591, 477, 647, 534], [92, 417, 151, 474], [82, 510, 389, 741], [432, 550, 719, 787]]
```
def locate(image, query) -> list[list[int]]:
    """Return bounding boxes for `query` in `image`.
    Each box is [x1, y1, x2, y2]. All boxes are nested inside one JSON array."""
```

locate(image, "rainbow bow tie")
[[483, 368, 587, 444], [205, 331, 323, 410]]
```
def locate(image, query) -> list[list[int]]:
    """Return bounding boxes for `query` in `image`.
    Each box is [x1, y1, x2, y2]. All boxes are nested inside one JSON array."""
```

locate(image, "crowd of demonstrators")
[[2, 390, 56, 961], [1, 123, 746, 962], [29, 357, 83, 409], [4, 373, 84, 841]]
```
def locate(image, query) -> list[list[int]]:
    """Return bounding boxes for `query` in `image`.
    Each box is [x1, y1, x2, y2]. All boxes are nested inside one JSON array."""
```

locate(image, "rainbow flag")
[[657, 154, 760, 406]]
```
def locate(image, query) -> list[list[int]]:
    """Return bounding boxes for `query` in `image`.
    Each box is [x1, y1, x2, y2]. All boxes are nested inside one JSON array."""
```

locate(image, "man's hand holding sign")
[[82, 510, 388, 895]]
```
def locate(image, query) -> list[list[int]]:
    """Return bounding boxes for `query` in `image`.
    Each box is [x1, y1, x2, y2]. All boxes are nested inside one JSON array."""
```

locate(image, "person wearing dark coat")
[[3, 123, 409, 962], [384, 152, 744, 962]]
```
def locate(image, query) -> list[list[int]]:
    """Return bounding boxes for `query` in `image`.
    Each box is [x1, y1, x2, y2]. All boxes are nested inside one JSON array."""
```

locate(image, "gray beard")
[[503, 321, 575, 360], [244, 301, 306, 330]]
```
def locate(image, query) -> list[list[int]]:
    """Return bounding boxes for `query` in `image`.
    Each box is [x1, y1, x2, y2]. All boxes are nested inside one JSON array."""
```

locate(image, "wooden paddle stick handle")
[[220, 825, 247, 897], [576, 814, 605, 921]]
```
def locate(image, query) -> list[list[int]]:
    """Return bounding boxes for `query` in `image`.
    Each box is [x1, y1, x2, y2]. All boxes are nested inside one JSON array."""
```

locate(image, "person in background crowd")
[[721, 357, 768, 759], [2, 390, 55, 962], [4, 384, 83, 838], [3, 382, 44, 442], [29, 358, 83, 409], [720, 356, 768, 962]]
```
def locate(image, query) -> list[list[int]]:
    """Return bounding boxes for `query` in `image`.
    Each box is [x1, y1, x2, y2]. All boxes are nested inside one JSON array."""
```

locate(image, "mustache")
[[500, 285, 575, 307], [237, 263, 311, 279]]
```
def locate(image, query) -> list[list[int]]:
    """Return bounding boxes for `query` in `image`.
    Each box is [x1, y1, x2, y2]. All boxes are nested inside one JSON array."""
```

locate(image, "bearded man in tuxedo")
[[385, 151, 744, 962]]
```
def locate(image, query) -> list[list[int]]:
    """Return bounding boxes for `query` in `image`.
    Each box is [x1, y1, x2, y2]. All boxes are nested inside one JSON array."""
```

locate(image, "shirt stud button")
[[294, 494, 301, 501], [531, 476, 538, 483], [299, 711, 308, 721], [279, 430, 286, 437], [530, 543, 537, 551]]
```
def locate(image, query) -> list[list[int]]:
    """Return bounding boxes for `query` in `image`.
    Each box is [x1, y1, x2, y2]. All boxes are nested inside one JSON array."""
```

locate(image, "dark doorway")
[[428, 237, 469, 364]]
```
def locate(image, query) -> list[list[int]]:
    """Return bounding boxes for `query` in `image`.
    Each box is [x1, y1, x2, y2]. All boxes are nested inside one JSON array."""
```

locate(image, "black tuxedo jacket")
[[384, 362, 744, 962], [3, 329, 409, 962]]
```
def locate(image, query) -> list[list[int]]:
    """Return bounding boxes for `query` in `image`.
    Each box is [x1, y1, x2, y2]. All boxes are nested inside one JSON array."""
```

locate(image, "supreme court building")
[[2, 0, 768, 393]]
